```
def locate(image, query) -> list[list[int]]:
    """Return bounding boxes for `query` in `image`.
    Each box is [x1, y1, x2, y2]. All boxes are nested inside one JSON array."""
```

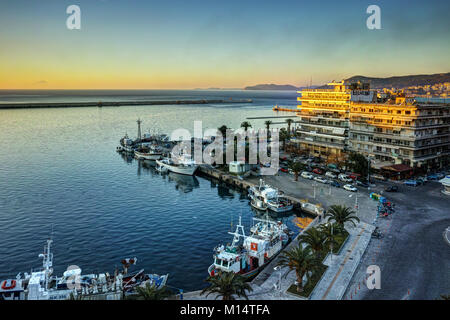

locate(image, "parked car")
[[301, 171, 314, 180], [338, 174, 353, 183], [416, 177, 426, 185], [330, 180, 341, 188], [279, 167, 288, 173], [314, 176, 328, 184], [371, 174, 387, 181], [403, 180, 419, 187], [348, 173, 361, 180], [343, 184, 357, 192], [427, 173, 439, 180], [436, 172, 445, 179], [325, 171, 337, 179], [313, 168, 323, 175], [385, 185, 399, 192], [356, 180, 369, 188]]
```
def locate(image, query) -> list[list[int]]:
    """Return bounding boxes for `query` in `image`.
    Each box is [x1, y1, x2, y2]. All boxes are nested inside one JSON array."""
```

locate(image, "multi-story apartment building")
[[291, 81, 450, 171], [349, 95, 450, 170], [292, 81, 373, 162]]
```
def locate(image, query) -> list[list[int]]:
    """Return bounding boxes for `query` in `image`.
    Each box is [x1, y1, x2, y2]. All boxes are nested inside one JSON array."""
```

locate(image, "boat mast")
[[228, 215, 246, 246], [41, 239, 53, 290]]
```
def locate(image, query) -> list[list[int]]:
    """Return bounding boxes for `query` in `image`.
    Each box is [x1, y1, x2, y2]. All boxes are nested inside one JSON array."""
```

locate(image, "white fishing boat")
[[208, 216, 290, 280], [155, 153, 198, 176], [248, 179, 293, 213], [250, 196, 268, 211], [266, 195, 294, 213], [0, 240, 168, 300], [134, 145, 163, 160], [119, 134, 135, 153]]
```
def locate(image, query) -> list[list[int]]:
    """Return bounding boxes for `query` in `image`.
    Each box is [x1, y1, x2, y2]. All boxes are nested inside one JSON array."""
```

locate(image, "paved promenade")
[[309, 222, 374, 300]]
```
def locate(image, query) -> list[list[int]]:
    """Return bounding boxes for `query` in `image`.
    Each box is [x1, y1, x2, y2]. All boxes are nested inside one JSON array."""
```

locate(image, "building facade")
[[349, 98, 450, 170], [291, 81, 450, 171], [292, 81, 373, 162]]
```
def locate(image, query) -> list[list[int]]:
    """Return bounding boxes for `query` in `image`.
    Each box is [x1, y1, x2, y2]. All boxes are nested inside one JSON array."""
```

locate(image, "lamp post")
[[273, 266, 282, 296]]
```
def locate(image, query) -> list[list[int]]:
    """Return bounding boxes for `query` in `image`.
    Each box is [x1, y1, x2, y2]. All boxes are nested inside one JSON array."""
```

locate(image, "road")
[[344, 180, 450, 300]]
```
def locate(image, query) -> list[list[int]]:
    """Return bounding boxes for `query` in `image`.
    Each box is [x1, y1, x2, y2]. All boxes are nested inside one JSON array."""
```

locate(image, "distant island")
[[244, 84, 307, 91], [245, 72, 450, 91]]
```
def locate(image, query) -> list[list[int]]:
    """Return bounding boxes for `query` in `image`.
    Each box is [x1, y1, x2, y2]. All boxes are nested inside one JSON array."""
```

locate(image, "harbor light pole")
[[137, 118, 142, 141]]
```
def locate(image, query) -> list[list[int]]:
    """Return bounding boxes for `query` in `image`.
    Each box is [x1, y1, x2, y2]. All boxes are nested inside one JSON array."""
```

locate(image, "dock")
[[0, 98, 253, 109], [197, 165, 323, 216]]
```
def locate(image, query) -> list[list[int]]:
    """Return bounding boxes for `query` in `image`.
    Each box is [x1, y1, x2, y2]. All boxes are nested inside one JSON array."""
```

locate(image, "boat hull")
[[155, 160, 198, 176], [134, 151, 162, 160]]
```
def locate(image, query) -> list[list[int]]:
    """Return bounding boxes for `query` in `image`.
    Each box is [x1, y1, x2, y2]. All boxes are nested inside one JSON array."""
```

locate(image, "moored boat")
[[134, 145, 163, 160], [155, 153, 198, 176], [0, 239, 169, 300], [208, 216, 291, 280]]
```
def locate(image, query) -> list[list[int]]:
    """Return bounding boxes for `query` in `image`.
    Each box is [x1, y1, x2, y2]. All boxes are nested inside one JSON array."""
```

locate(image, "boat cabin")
[[0, 279, 24, 300]]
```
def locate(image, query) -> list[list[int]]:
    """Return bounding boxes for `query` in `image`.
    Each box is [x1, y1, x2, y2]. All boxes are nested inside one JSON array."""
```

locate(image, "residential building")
[[349, 95, 450, 170]]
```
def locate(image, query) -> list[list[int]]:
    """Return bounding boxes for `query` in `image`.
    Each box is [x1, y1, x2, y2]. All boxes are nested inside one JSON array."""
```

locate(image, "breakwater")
[[0, 98, 253, 109]]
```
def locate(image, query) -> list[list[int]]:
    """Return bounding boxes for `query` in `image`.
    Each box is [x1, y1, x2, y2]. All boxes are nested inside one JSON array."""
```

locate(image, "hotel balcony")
[[291, 137, 347, 149]]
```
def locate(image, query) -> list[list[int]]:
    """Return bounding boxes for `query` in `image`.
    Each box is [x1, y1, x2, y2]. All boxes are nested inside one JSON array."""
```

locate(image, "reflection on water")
[[0, 91, 307, 291]]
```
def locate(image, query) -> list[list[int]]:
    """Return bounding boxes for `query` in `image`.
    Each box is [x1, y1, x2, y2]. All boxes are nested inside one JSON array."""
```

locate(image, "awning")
[[380, 164, 412, 173]]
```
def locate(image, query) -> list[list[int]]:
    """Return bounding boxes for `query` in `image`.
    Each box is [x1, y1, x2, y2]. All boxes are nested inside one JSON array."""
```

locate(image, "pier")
[[0, 98, 253, 109]]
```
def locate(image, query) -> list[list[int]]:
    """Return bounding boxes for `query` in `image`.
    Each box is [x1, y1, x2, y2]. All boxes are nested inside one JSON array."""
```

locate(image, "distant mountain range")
[[344, 73, 450, 89], [244, 73, 450, 91]]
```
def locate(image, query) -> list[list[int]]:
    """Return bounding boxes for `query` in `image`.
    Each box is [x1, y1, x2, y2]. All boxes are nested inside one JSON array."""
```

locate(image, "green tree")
[[133, 283, 172, 300], [298, 227, 325, 257], [346, 152, 368, 181], [279, 128, 288, 150], [240, 121, 252, 132], [325, 205, 360, 230], [264, 120, 273, 131], [277, 244, 320, 293], [318, 223, 339, 254], [218, 125, 228, 138], [285, 118, 294, 138], [289, 161, 304, 181], [201, 272, 253, 300]]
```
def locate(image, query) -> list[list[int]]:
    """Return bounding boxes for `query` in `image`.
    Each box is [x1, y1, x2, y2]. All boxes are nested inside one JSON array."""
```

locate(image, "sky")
[[0, 0, 449, 89]]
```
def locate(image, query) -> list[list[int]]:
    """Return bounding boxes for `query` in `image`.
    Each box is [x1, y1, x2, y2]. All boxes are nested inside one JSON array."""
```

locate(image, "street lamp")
[[349, 193, 359, 219], [273, 266, 282, 296]]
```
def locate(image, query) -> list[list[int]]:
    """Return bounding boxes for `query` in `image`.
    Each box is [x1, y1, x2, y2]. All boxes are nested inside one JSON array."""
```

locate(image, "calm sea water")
[[0, 90, 303, 292]]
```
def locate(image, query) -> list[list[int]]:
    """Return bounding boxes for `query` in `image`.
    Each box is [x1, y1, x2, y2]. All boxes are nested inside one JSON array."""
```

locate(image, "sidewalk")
[[309, 222, 374, 300]]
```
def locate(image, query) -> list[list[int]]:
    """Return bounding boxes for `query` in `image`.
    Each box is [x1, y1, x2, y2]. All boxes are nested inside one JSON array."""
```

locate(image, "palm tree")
[[298, 227, 325, 257], [325, 205, 360, 229], [218, 125, 228, 138], [279, 128, 288, 150], [289, 161, 304, 181], [319, 223, 339, 254], [264, 120, 273, 131], [285, 119, 294, 138], [201, 272, 253, 300], [277, 244, 320, 293], [240, 121, 252, 132], [134, 283, 172, 300]]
